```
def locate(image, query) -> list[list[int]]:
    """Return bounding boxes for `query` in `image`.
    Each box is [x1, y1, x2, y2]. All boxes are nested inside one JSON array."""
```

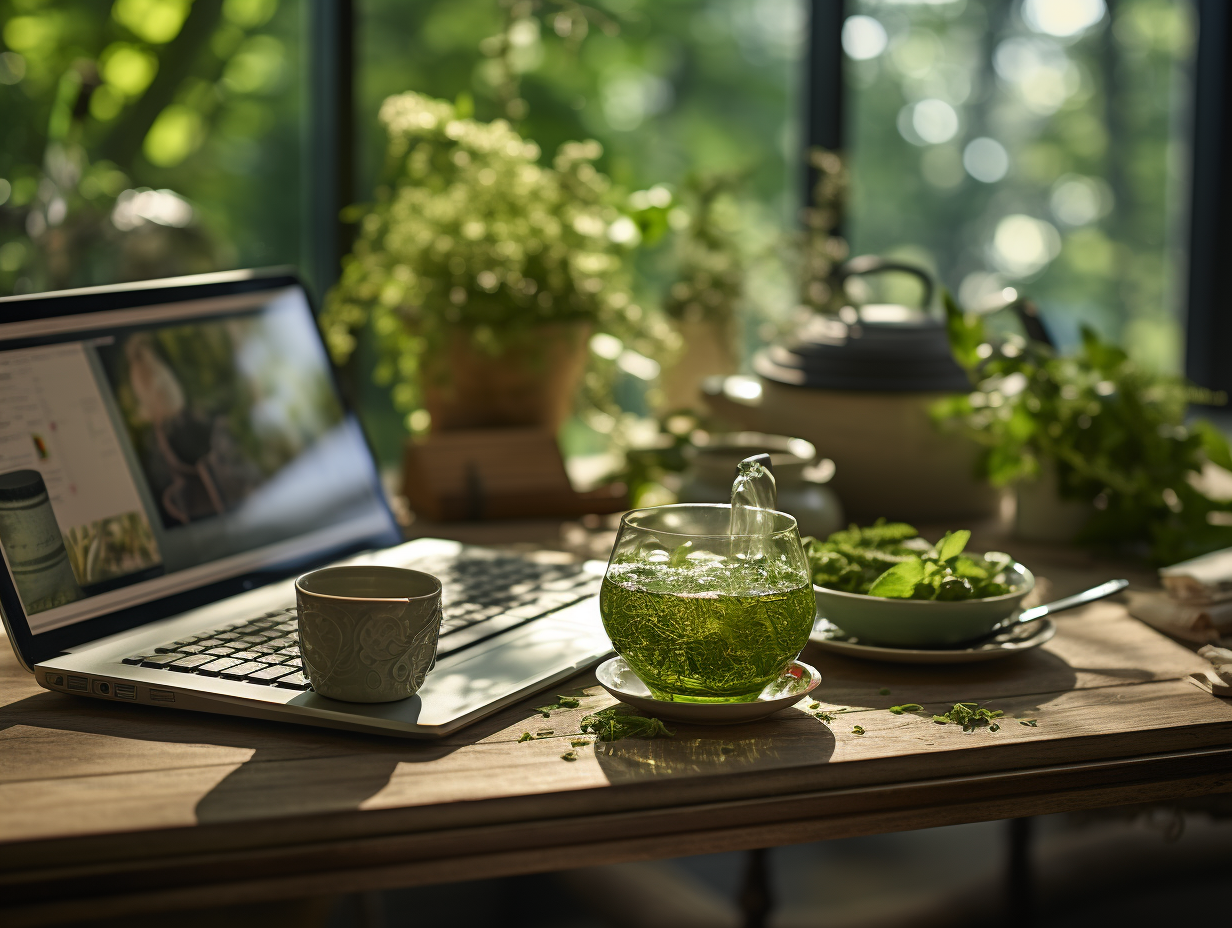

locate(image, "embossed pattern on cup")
[[295, 566, 442, 703]]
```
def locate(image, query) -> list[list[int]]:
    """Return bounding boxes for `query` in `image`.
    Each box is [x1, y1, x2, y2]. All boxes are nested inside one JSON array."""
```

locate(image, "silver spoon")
[[965, 577, 1129, 645]]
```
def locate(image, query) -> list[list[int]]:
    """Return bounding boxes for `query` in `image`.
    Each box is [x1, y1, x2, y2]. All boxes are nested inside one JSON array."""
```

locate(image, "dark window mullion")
[[1186, 0, 1232, 396], [303, 0, 355, 305]]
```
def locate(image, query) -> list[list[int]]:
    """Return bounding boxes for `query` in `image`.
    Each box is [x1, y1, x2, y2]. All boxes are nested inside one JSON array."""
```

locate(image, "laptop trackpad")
[[282, 607, 610, 727]]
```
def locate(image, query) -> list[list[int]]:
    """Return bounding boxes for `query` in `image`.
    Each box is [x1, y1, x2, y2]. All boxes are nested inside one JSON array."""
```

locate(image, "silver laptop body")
[[0, 270, 612, 738]]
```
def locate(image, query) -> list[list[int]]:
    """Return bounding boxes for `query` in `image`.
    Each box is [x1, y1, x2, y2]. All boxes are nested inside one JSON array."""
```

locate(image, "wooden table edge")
[[4, 744, 1229, 927]]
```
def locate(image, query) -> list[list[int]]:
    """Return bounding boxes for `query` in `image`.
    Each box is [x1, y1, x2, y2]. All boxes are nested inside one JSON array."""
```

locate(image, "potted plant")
[[322, 92, 667, 435], [934, 293, 1232, 565], [657, 173, 746, 412]]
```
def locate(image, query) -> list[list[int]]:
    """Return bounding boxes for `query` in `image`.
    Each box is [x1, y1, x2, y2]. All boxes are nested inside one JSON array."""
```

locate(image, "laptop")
[[0, 269, 613, 738]]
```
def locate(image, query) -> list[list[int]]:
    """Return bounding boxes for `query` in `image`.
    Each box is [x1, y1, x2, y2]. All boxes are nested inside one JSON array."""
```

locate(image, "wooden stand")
[[401, 428, 627, 521]]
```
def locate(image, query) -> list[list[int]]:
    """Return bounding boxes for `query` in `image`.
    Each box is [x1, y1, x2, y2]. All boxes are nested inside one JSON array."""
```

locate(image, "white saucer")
[[594, 656, 821, 725], [809, 617, 1056, 664]]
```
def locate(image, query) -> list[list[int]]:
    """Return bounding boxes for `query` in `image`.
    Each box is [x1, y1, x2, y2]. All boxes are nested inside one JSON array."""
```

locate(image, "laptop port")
[[148, 689, 175, 702], [67, 676, 88, 691], [114, 683, 137, 699], [45, 673, 64, 687], [92, 680, 111, 696]]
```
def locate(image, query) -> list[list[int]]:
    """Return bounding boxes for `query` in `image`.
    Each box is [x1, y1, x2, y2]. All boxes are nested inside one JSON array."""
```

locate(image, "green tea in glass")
[[599, 464, 815, 702]]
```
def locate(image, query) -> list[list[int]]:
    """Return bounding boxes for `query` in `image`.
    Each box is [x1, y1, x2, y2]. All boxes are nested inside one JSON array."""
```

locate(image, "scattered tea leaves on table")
[[570, 739, 590, 748], [560, 751, 578, 762], [580, 705, 674, 742], [533, 730, 555, 739], [888, 704, 924, 715], [879, 688, 891, 695], [518, 732, 533, 743], [932, 702, 1004, 731], [814, 711, 836, 723], [809, 702, 821, 710], [852, 725, 866, 735], [1020, 719, 1039, 727], [534, 695, 583, 717]]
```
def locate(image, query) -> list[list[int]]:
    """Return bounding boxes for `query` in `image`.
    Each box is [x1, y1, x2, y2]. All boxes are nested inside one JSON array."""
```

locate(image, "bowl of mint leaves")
[[806, 521, 1034, 648]]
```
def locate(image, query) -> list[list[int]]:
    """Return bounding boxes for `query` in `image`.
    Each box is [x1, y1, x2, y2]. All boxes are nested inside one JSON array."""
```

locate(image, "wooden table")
[[2, 542, 1231, 927]]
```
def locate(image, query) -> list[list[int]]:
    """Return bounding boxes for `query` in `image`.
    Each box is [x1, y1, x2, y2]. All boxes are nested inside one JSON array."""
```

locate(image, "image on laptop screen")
[[0, 285, 393, 636]]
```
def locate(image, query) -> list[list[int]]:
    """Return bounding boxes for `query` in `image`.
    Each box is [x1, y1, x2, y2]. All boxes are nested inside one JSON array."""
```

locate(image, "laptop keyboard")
[[121, 552, 601, 691]]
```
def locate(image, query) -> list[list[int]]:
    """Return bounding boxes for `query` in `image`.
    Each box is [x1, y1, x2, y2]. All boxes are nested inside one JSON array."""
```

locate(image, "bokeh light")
[[963, 137, 1009, 183], [843, 15, 888, 61], [1022, 0, 1107, 39], [991, 214, 1061, 278]]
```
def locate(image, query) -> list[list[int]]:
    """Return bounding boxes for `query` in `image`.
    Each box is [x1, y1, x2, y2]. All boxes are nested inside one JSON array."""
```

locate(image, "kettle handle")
[[836, 256, 934, 310]]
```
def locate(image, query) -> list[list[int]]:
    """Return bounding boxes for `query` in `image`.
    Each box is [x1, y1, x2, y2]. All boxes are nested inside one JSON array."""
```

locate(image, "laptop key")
[[196, 658, 243, 677], [220, 661, 268, 680], [273, 672, 310, 690], [246, 664, 295, 683], [123, 654, 153, 665], [228, 650, 263, 662], [203, 646, 237, 657], [168, 654, 213, 671], [141, 654, 181, 667]]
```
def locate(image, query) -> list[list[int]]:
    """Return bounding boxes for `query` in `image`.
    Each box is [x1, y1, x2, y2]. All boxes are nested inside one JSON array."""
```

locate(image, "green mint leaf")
[[1019, 719, 1038, 727], [852, 725, 866, 735], [935, 529, 971, 562], [888, 704, 924, 714], [560, 750, 578, 761], [868, 558, 926, 598], [518, 732, 533, 743], [556, 696, 581, 708]]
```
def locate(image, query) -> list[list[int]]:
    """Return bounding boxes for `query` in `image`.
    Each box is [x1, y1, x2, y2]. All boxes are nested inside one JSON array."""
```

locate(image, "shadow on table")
[[593, 710, 836, 785], [0, 687, 536, 825], [803, 641, 1084, 707]]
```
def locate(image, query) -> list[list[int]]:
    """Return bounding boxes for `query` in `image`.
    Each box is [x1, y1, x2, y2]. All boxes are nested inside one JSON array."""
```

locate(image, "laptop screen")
[[0, 280, 395, 641]]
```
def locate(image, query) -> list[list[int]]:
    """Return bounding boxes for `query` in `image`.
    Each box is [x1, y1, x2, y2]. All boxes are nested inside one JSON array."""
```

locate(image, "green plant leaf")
[[943, 289, 984, 374], [1194, 419, 1232, 473], [868, 559, 926, 598], [934, 529, 970, 562]]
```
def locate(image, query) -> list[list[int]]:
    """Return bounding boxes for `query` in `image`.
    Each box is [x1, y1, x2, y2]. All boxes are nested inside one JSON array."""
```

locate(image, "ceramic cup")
[[295, 565, 442, 703]]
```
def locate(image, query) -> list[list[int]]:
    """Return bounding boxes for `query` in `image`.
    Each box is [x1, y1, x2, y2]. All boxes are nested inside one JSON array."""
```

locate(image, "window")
[[843, 0, 1193, 373], [3, 0, 1230, 426]]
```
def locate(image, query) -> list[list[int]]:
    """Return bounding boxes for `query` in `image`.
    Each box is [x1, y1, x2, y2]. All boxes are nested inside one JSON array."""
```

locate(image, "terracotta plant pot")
[[421, 323, 591, 433]]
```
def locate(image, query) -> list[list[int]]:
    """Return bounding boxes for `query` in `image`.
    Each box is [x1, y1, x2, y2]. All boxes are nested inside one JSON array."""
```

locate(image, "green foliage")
[[663, 171, 746, 329], [321, 91, 675, 419], [934, 294, 1232, 565], [0, 0, 302, 296], [805, 521, 1017, 600]]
